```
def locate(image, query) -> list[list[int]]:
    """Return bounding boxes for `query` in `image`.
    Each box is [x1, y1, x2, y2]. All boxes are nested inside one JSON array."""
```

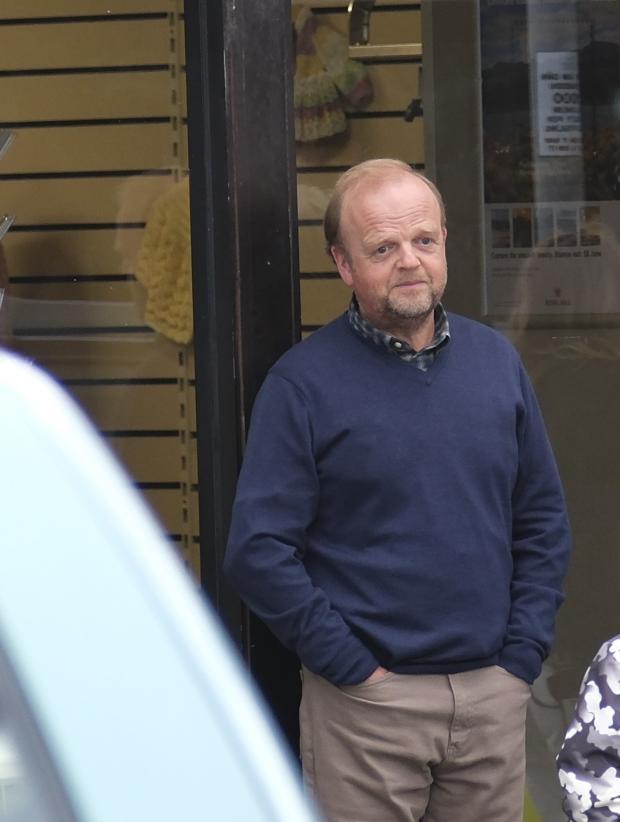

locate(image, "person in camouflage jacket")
[[557, 635, 620, 820]]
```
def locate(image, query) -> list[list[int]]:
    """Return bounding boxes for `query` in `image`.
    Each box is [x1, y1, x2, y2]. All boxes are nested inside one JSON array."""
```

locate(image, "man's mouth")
[[393, 280, 429, 290]]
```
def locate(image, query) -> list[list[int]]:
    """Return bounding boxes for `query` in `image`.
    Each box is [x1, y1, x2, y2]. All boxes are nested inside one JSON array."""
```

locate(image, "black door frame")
[[184, 0, 302, 753]]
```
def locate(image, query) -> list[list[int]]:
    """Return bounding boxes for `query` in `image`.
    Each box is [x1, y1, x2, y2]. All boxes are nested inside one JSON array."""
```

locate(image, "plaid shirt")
[[346, 297, 450, 372]]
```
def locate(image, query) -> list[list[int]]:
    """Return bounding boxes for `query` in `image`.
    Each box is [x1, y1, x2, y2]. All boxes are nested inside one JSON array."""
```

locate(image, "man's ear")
[[331, 245, 354, 287]]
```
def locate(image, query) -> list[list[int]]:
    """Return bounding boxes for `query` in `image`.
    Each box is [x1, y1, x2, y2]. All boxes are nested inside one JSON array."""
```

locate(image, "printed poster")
[[480, 0, 620, 317]]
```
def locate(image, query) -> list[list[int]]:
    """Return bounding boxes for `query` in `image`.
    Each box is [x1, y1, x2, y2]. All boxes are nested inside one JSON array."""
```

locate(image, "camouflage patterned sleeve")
[[557, 635, 620, 821]]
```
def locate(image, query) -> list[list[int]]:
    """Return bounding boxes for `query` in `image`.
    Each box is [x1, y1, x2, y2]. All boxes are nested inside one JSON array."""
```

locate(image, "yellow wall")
[[0, 1, 200, 574]]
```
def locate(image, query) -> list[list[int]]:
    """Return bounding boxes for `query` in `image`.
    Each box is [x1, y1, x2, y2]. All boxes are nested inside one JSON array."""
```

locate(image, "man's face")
[[332, 174, 447, 332]]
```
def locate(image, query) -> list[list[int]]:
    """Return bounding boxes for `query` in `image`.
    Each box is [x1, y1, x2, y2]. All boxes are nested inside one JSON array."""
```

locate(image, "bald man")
[[225, 159, 571, 822]]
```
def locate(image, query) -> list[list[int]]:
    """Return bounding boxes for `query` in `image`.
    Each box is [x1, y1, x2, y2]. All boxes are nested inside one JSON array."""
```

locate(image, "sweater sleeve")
[[556, 637, 620, 820], [224, 372, 380, 685], [498, 361, 571, 684]]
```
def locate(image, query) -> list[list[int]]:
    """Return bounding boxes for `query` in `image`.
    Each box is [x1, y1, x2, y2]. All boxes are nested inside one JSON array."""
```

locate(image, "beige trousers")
[[299, 665, 531, 822]]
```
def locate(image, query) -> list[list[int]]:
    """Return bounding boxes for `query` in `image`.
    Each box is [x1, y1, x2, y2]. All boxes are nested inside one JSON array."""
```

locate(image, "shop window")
[[0, 1, 199, 576]]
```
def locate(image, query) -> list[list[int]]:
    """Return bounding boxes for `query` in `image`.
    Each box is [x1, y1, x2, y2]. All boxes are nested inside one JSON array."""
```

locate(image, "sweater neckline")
[[343, 313, 452, 382]]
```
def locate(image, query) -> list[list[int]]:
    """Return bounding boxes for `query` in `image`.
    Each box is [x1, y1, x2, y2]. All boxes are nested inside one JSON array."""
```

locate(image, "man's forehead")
[[341, 173, 440, 228]]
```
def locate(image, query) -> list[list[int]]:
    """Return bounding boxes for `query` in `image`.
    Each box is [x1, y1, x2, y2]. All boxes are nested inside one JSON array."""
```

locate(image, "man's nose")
[[397, 243, 421, 268]]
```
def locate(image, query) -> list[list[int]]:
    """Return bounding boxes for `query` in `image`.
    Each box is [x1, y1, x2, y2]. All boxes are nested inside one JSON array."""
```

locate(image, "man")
[[224, 159, 571, 821]]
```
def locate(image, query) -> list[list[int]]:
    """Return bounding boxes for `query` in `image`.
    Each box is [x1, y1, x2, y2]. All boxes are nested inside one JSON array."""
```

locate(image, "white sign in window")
[[537, 51, 582, 157]]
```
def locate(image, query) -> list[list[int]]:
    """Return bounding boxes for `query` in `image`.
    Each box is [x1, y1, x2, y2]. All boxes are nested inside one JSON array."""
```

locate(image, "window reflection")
[[296, 2, 619, 819], [0, 5, 200, 579]]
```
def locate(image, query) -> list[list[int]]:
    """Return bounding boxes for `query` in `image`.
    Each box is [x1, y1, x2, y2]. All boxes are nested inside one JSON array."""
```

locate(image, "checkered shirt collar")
[[346, 296, 450, 371]]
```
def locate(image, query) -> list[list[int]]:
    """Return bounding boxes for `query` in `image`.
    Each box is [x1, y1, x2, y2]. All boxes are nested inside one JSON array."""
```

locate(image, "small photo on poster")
[[512, 208, 533, 248], [534, 207, 555, 247], [580, 206, 602, 246], [491, 208, 511, 248], [556, 208, 578, 246]]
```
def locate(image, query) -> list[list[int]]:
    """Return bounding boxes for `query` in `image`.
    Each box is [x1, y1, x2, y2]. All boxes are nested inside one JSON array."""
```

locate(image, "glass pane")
[[294, 1, 619, 819], [477, 3, 620, 819], [0, 1, 200, 578]]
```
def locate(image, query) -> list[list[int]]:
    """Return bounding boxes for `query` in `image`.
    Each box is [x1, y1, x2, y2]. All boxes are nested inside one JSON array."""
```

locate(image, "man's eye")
[[418, 237, 434, 247], [375, 245, 391, 256]]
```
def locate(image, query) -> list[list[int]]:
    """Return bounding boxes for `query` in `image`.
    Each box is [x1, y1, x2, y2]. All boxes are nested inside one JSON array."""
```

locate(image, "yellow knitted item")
[[135, 177, 193, 344], [293, 4, 373, 143]]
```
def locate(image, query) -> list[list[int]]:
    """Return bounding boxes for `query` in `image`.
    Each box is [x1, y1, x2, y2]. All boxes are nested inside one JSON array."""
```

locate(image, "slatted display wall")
[[0, 1, 200, 575], [297, 1, 424, 333]]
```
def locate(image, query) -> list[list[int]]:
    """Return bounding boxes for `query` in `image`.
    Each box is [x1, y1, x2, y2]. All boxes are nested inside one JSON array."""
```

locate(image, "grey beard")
[[385, 297, 437, 323]]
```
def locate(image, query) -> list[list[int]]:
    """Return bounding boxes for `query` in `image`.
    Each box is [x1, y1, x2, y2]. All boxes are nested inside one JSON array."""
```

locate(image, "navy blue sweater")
[[224, 313, 571, 685]]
